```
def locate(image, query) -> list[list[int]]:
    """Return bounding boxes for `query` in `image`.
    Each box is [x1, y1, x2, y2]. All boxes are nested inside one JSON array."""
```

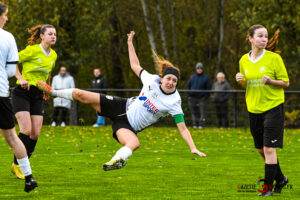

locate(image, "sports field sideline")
[[0, 126, 299, 199]]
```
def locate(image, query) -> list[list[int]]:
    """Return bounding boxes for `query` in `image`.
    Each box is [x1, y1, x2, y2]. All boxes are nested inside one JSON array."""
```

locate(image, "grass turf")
[[0, 126, 299, 199]]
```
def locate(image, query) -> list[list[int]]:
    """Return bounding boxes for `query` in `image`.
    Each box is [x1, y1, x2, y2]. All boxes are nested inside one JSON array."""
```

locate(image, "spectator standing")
[[211, 72, 231, 128], [187, 62, 211, 128], [51, 66, 75, 127], [92, 68, 108, 127]]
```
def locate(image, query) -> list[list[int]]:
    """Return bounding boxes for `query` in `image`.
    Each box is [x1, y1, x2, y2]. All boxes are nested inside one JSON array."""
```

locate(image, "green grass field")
[[0, 126, 299, 200]]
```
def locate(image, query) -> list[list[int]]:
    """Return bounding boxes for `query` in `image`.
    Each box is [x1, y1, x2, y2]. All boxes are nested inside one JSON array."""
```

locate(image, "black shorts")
[[99, 94, 136, 141], [249, 104, 284, 148], [12, 85, 44, 115], [0, 97, 15, 130]]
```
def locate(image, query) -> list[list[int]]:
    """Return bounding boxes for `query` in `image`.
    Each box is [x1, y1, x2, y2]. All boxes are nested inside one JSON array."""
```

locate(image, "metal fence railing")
[[41, 89, 300, 128]]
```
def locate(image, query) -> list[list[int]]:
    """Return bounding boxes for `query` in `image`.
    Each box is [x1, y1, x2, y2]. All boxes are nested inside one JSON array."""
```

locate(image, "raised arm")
[[176, 122, 206, 157], [127, 31, 143, 77]]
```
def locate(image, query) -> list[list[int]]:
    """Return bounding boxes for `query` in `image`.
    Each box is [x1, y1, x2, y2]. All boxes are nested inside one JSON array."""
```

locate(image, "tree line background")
[[3, 0, 300, 125]]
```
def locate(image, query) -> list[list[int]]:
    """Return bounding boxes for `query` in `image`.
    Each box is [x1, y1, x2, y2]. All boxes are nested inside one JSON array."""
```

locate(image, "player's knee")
[[263, 147, 275, 156]]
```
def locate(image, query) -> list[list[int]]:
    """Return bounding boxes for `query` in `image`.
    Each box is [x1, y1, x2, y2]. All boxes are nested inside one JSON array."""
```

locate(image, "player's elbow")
[[283, 81, 289, 88], [6, 64, 16, 78]]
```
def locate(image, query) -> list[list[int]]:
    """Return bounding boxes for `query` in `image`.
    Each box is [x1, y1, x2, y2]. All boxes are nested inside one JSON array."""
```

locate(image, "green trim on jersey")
[[173, 114, 184, 124], [17, 44, 57, 86], [239, 50, 289, 113]]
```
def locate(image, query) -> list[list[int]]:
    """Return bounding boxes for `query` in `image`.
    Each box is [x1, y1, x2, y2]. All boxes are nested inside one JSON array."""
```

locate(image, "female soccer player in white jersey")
[[37, 31, 206, 171], [236, 25, 289, 196], [0, 1, 37, 192], [10, 24, 57, 179]]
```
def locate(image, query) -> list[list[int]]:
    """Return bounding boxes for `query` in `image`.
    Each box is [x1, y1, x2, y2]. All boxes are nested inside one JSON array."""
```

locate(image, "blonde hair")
[[152, 50, 180, 77]]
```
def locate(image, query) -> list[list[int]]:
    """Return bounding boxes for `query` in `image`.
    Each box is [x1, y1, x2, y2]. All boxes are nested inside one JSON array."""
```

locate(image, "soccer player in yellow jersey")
[[11, 24, 57, 179], [236, 25, 289, 196]]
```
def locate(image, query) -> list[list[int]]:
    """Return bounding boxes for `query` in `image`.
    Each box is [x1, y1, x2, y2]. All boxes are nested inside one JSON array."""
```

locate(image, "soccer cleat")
[[36, 81, 54, 96], [11, 163, 25, 180], [24, 177, 38, 193], [274, 176, 288, 193], [103, 159, 126, 171]]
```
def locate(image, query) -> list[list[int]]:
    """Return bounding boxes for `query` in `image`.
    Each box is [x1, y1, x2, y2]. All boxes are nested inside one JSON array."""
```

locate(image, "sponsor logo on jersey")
[[139, 93, 159, 114]]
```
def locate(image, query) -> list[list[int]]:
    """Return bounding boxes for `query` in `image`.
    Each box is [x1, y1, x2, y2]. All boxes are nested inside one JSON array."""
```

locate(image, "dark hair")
[[27, 24, 55, 45], [0, 2, 7, 16], [247, 24, 280, 54]]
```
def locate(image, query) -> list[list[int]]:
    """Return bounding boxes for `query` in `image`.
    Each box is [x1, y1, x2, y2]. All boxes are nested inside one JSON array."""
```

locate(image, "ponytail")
[[266, 29, 280, 54], [152, 50, 180, 77]]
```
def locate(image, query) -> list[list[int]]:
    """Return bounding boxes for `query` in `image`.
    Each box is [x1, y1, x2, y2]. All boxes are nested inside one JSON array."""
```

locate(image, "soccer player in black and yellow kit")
[[236, 25, 289, 196], [11, 24, 57, 179]]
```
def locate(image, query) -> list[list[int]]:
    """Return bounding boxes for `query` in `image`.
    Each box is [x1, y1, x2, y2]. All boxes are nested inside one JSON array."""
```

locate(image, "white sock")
[[17, 157, 32, 176], [55, 89, 74, 100], [110, 146, 133, 161]]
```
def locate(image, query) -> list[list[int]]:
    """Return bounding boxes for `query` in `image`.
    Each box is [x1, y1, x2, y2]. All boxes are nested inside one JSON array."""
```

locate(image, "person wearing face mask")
[[51, 66, 75, 127], [36, 31, 206, 172], [11, 24, 57, 180], [236, 25, 289, 196], [0, 1, 37, 192], [211, 72, 231, 128]]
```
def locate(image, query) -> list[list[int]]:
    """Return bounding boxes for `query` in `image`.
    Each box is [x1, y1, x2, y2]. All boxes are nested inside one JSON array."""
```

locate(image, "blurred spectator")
[[51, 66, 75, 127], [92, 68, 108, 127], [187, 62, 211, 128], [211, 72, 231, 128]]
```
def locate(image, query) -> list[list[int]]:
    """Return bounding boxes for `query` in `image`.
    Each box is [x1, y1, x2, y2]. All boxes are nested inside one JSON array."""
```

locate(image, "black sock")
[[25, 174, 32, 182], [14, 133, 30, 165], [265, 164, 277, 191], [27, 138, 37, 159], [275, 159, 284, 181]]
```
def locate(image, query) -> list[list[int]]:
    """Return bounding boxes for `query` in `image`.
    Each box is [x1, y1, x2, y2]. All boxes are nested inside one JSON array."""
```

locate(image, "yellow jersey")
[[239, 50, 289, 113], [17, 44, 57, 86]]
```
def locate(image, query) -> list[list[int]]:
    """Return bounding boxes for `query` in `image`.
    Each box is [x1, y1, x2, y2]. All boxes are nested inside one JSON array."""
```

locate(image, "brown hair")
[[152, 50, 180, 77], [247, 24, 280, 54], [27, 24, 55, 45], [0, 2, 7, 16]]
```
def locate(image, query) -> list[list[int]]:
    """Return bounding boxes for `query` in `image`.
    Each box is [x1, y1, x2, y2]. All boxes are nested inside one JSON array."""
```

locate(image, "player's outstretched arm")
[[127, 31, 143, 77], [176, 122, 206, 157]]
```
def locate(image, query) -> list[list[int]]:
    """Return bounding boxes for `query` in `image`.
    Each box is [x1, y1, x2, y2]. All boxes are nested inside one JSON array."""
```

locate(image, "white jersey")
[[126, 70, 183, 132], [0, 28, 18, 97]]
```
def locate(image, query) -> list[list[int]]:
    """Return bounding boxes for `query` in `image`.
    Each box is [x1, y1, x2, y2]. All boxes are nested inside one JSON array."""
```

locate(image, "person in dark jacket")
[[92, 68, 108, 127], [211, 72, 231, 128], [187, 62, 211, 128]]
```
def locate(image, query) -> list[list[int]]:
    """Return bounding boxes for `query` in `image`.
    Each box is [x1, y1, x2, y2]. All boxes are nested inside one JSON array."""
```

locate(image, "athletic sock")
[[14, 133, 30, 165], [17, 157, 32, 176], [110, 146, 133, 161], [265, 163, 277, 191], [275, 159, 285, 181], [27, 138, 37, 159], [55, 89, 74, 100]]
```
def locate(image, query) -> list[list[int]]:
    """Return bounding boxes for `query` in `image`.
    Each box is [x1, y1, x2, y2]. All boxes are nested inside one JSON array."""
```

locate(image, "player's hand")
[[19, 78, 30, 90], [235, 73, 245, 82], [43, 92, 51, 100], [262, 75, 272, 85], [127, 31, 135, 43], [191, 148, 206, 157]]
